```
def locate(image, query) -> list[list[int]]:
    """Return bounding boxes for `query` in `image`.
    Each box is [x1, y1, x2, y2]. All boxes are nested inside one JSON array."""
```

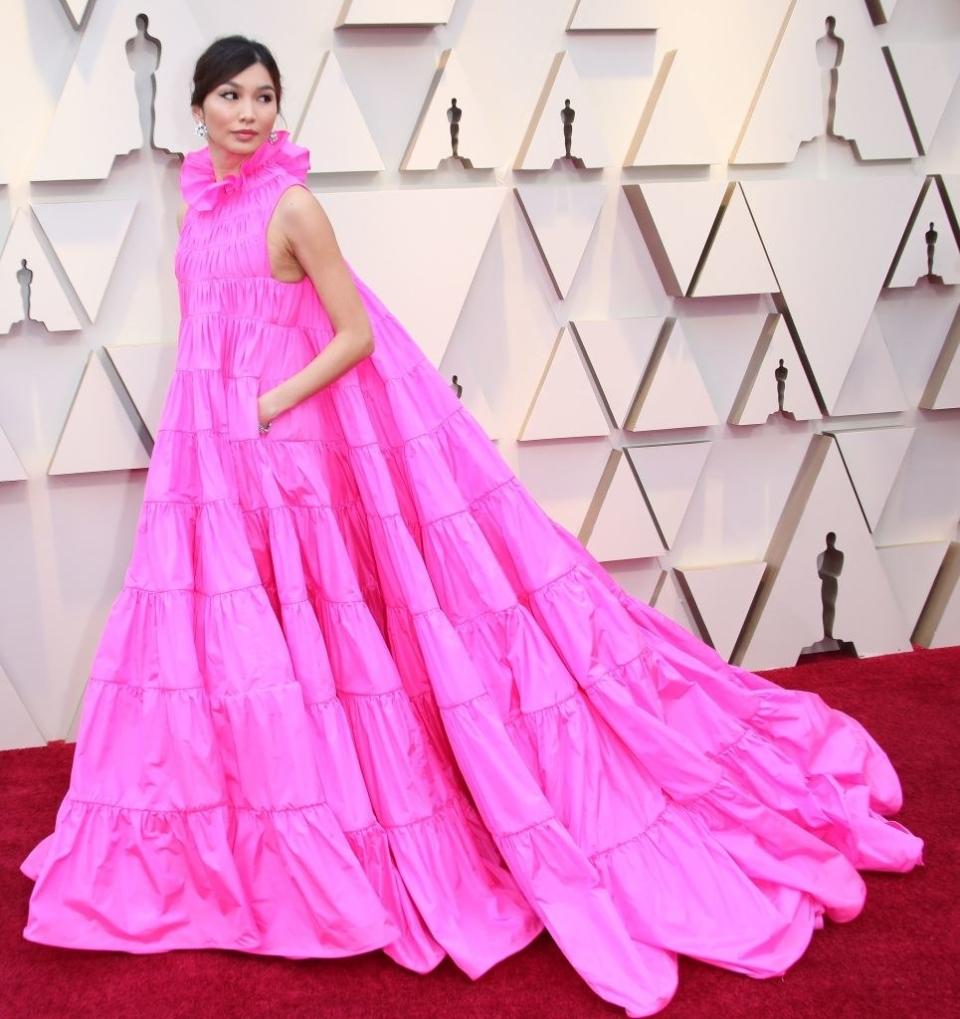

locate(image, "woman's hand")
[[257, 388, 287, 430]]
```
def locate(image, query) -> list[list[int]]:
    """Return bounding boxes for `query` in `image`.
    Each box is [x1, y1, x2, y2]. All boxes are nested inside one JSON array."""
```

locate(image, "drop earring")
[[195, 121, 208, 138], [268, 129, 278, 143]]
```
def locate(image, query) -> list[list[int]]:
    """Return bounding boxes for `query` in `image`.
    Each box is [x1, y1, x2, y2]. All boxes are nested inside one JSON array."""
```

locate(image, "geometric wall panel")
[[885, 42, 960, 155], [920, 303, 960, 411], [913, 542, 960, 649], [519, 326, 609, 440], [319, 186, 507, 367], [517, 438, 612, 537], [0, 209, 82, 333], [624, 180, 729, 296], [729, 314, 821, 425], [866, 0, 901, 24], [567, 0, 660, 30], [61, 1, 94, 29], [626, 440, 712, 548], [737, 435, 913, 670], [887, 178, 960, 287], [574, 317, 663, 427], [515, 51, 611, 169], [878, 540, 951, 635], [298, 51, 385, 173], [0, 426, 28, 483], [626, 49, 720, 167], [829, 425, 915, 531], [48, 350, 151, 476], [831, 313, 909, 417], [402, 49, 499, 171], [32, 199, 137, 321], [690, 184, 779, 298], [742, 177, 923, 412], [582, 449, 665, 562], [36, 0, 206, 180], [675, 561, 766, 661], [625, 320, 718, 432], [0, 661, 45, 752], [336, 1, 458, 26], [515, 182, 606, 298], [103, 343, 177, 441], [651, 570, 704, 639], [733, 0, 915, 163]]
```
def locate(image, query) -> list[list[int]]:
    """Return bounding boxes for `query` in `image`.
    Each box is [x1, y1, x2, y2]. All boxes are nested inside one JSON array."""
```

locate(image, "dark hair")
[[190, 35, 283, 118]]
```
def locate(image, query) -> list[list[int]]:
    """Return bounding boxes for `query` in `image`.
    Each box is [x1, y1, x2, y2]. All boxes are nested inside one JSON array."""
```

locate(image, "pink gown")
[[20, 130, 924, 1017]]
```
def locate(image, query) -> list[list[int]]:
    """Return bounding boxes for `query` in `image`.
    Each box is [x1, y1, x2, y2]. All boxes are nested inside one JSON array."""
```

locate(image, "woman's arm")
[[258, 187, 375, 428]]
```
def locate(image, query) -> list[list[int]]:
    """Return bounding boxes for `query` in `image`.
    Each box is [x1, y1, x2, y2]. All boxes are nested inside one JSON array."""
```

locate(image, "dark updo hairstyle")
[[190, 35, 284, 119]]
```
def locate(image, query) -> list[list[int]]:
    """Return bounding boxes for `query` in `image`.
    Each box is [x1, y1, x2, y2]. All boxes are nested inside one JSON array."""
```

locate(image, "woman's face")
[[193, 62, 278, 155]]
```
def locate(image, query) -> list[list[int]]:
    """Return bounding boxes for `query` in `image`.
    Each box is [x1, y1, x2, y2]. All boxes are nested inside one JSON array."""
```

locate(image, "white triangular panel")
[[888, 182, 960, 287], [104, 343, 178, 439], [886, 42, 960, 154], [575, 317, 663, 426], [0, 426, 27, 482], [920, 305, 960, 411], [48, 351, 151, 475], [567, 0, 660, 30], [626, 440, 711, 547], [33, 199, 137, 321], [730, 315, 821, 425], [926, 568, 960, 648], [743, 177, 923, 412], [515, 182, 606, 298], [651, 571, 702, 638], [625, 181, 727, 296], [832, 314, 909, 417], [626, 321, 718, 432], [0, 662, 45, 751], [739, 437, 913, 670], [62, 0, 94, 29], [516, 438, 611, 536], [733, 0, 914, 163], [868, 0, 900, 23], [446, 374, 499, 440], [604, 560, 664, 606], [515, 52, 611, 169], [320, 186, 506, 366], [403, 50, 499, 171], [878, 541, 950, 633], [520, 327, 609, 440], [37, 0, 206, 179], [676, 562, 765, 660], [915, 543, 960, 649], [627, 49, 720, 166], [584, 451, 664, 562], [0, 209, 81, 333], [298, 51, 384, 173], [691, 184, 779, 297], [830, 426, 915, 531], [337, 0, 457, 25]]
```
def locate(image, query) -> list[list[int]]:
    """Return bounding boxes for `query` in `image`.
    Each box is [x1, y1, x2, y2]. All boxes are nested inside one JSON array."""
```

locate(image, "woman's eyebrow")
[[223, 80, 276, 91]]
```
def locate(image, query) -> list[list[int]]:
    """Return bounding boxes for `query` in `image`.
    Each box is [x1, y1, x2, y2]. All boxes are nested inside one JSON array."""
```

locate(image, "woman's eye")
[[219, 91, 272, 102]]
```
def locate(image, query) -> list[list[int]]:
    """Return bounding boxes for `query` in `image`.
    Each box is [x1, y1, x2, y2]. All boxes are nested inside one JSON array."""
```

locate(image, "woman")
[[20, 35, 924, 1018]]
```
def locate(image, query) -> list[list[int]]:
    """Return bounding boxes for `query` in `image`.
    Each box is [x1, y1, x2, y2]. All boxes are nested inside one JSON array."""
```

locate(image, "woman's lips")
[[234, 131, 256, 139]]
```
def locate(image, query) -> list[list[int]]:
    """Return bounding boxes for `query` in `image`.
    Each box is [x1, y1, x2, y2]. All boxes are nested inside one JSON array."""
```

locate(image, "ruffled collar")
[[180, 129, 310, 212]]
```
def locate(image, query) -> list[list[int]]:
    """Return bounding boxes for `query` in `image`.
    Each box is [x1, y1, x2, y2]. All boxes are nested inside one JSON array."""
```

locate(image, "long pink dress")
[[20, 130, 924, 1017]]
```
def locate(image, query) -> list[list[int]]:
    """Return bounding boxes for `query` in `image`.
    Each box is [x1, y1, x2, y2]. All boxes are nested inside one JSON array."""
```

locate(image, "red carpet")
[[3, 646, 957, 1018]]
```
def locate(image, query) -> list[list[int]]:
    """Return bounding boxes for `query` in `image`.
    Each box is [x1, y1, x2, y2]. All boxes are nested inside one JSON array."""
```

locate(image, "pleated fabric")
[[20, 130, 924, 1018]]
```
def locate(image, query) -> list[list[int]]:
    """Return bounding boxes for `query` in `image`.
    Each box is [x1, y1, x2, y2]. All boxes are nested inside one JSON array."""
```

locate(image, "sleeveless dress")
[[20, 130, 924, 1018]]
